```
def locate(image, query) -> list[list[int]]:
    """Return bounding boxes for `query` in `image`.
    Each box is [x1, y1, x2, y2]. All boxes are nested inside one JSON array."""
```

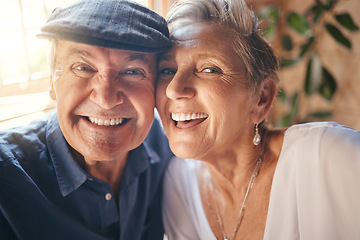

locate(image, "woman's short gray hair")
[[167, 0, 279, 95]]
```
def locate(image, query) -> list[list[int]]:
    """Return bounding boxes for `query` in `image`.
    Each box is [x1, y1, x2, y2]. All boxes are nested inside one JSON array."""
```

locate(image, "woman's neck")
[[199, 128, 285, 202], [198, 128, 286, 239]]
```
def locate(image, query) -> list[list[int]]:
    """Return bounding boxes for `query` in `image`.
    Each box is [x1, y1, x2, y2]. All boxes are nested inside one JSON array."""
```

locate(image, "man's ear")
[[49, 74, 56, 100], [251, 77, 277, 124]]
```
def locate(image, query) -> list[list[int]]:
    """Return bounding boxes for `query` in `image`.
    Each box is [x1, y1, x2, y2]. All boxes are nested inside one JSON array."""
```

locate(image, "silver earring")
[[253, 123, 261, 146]]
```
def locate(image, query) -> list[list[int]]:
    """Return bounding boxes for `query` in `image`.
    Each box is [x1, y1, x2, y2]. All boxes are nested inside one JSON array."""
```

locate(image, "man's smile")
[[86, 116, 130, 126]]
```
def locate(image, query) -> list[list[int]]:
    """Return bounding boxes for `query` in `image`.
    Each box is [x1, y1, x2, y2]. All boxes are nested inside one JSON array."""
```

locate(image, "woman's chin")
[[169, 142, 204, 160]]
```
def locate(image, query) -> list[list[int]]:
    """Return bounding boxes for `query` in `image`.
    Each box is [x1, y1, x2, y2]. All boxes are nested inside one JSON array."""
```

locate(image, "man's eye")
[[72, 64, 97, 78], [119, 68, 149, 82], [123, 69, 144, 75], [76, 66, 93, 71]]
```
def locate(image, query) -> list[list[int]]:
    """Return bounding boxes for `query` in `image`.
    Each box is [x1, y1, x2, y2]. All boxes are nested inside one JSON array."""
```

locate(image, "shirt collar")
[[46, 113, 88, 196], [119, 141, 160, 189], [46, 113, 160, 196]]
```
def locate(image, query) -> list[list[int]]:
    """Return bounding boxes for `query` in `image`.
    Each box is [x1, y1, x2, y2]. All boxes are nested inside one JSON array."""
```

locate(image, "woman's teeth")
[[88, 117, 125, 126], [171, 113, 208, 121]]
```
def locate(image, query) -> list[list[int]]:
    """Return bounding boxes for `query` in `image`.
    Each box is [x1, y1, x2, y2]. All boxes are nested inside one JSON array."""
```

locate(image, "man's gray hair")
[[167, 0, 278, 95], [48, 39, 58, 74]]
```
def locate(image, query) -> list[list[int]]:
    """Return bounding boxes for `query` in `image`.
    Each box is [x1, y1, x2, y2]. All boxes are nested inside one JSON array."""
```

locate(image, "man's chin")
[[82, 148, 129, 163]]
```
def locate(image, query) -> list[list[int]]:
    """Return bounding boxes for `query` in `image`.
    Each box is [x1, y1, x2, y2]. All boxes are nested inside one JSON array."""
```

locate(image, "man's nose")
[[89, 71, 125, 109]]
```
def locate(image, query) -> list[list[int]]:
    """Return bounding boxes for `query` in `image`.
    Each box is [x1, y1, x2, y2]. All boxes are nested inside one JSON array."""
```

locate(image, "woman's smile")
[[171, 112, 208, 129]]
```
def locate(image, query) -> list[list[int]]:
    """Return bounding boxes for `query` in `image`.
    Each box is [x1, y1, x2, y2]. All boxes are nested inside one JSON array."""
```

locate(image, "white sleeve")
[[264, 122, 360, 240], [314, 124, 360, 239], [162, 157, 200, 240]]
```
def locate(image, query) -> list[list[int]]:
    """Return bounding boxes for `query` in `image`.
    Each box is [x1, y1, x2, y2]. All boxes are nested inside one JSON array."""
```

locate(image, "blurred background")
[[0, 0, 359, 130]]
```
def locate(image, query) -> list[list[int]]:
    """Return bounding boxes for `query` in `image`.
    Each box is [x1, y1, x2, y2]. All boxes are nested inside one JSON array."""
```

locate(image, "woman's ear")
[[251, 77, 277, 123]]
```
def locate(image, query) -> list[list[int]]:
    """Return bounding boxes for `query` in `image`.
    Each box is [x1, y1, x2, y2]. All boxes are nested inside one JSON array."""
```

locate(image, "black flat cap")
[[37, 0, 171, 53]]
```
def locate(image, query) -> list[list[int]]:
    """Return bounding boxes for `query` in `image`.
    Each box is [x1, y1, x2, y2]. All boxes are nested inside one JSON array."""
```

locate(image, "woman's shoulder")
[[285, 121, 357, 136], [278, 121, 360, 168], [266, 122, 360, 239], [283, 121, 359, 145]]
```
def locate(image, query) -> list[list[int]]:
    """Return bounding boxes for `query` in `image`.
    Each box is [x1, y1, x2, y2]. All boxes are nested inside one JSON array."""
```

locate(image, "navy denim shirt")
[[0, 112, 172, 240]]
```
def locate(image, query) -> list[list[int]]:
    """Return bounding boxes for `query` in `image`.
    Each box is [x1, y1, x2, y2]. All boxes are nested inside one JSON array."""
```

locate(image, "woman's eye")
[[72, 64, 97, 78], [202, 67, 221, 74], [159, 68, 176, 75]]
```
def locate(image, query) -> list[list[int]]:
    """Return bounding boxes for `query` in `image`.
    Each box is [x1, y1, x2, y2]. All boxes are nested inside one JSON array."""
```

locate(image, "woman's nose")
[[89, 72, 125, 109], [165, 71, 195, 100]]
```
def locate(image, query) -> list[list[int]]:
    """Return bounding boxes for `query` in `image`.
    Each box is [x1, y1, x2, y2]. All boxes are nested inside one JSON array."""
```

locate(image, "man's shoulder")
[[0, 115, 52, 161]]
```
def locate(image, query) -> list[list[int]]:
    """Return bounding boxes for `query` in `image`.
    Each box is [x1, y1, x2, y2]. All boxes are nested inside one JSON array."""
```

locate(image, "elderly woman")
[[155, 0, 360, 239]]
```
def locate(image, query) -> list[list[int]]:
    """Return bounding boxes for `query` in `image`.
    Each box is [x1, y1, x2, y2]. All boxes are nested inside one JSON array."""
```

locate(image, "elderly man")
[[0, 0, 172, 239]]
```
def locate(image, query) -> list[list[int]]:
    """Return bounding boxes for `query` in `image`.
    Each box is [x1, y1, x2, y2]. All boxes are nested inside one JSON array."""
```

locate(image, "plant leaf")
[[310, 5, 325, 23], [335, 13, 359, 31], [282, 35, 293, 51], [308, 111, 332, 119], [305, 58, 313, 95], [257, 6, 280, 39], [290, 92, 299, 117], [262, 21, 277, 38], [279, 58, 299, 68], [277, 92, 299, 127], [318, 67, 337, 100], [325, 23, 352, 49], [324, 0, 336, 10], [299, 37, 315, 57], [278, 114, 292, 127], [277, 89, 287, 102], [304, 53, 322, 95], [287, 12, 312, 36]]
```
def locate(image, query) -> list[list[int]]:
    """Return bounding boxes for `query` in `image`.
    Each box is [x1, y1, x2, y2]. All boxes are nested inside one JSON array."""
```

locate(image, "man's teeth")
[[88, 117, 124, 126], [171, 113, 208, 121]]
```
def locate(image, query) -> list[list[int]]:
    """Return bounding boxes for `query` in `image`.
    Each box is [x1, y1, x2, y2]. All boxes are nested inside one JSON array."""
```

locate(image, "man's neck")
[[70, 147, 127, 197], [86, 157, 127, 197]]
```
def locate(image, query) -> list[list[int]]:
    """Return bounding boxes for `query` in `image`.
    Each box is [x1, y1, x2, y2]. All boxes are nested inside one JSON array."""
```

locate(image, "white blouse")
[[162, 122, 360, 240]]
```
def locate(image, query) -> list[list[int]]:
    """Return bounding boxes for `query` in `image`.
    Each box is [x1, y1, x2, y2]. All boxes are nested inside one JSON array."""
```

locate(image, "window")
[[0, 0, 173, 130]]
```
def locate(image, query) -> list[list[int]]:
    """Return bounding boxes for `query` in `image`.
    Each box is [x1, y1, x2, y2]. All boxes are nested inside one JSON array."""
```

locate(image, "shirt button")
[[105, 193, 112, 201]]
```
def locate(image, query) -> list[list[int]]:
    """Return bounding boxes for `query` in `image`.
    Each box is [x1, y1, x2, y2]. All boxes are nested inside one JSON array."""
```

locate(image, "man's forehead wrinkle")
[[63, 45, 93, 59], [126, 53, 151, 63], [62, 45, 152, 64], [159, 52, 172, 62]]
